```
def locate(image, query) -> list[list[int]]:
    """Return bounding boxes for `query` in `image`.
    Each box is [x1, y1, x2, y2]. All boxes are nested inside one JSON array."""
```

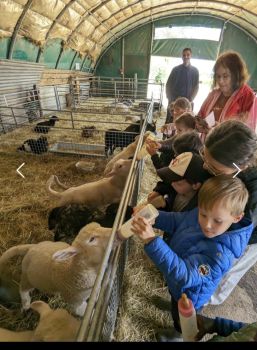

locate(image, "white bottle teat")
[[178, 293, 198, 342]]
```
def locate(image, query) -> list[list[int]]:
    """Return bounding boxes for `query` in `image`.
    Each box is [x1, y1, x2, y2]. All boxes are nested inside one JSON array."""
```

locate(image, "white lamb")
[[46, 158, 132, 208], [0, 300, 80, 341], [0, 222, 117, 316], [103, 143, 136, 176]]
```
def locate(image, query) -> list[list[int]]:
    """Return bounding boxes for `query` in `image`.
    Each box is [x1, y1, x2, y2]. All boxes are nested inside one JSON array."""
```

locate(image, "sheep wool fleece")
[[144, 208, 253, 310]]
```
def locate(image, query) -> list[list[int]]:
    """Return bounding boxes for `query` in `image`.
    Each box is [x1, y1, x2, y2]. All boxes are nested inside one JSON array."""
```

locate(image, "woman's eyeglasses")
[[199, 149, 224, 176], [199, 149, 242, 178]]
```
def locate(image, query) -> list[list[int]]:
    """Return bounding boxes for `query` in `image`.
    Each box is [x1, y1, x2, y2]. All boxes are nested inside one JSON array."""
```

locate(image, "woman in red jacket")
[[197, 51, 256, 139]]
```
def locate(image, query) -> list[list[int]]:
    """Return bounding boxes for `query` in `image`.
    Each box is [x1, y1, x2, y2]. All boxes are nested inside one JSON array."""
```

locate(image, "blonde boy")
[[132, 175, 253, 333]]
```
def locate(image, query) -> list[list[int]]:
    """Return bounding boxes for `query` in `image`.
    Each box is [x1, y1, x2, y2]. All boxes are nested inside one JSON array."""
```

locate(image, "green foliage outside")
[[154, 67, 165, 83]]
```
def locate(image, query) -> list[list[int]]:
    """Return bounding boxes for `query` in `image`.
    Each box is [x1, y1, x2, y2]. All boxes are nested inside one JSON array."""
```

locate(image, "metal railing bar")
[[76, 100, 153, 342]]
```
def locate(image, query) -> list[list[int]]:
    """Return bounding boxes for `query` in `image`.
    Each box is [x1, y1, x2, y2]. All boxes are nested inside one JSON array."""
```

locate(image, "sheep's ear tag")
[[52, 247, 78, 261]]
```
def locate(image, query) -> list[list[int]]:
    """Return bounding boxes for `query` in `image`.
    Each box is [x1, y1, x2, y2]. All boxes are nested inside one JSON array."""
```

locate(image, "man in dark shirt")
[[165, 48, 199, 124]]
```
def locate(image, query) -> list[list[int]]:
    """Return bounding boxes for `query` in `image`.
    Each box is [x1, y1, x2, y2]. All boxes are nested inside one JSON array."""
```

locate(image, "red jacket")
[[198, 84, 256, 130]]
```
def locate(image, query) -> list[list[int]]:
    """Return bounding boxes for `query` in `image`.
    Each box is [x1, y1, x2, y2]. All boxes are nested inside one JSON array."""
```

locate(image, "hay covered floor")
[[0, 104, 147, 337], [0, 148, 108, 332], [113, 156, 172, 341]]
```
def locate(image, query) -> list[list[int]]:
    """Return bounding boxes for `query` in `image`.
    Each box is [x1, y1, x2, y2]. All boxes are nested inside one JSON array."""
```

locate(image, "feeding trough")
[[49, 142, 106, 158]]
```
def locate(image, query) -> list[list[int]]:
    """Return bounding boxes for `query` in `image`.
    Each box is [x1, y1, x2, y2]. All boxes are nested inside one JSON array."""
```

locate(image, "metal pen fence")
[[69, 76, 163, 111], [76, 101, 153, 342], [0, 76, 162, 134], [0, 103, 150, 159], [0, 80, 155, 341]]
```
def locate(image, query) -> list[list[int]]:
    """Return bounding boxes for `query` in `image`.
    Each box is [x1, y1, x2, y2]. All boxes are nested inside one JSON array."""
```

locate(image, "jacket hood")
[[210, 216, 253, 259]]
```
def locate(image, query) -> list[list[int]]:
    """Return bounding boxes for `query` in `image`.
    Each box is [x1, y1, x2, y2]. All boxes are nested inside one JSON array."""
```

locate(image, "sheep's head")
[[105, 158, 132, 178], [52, 222, 114, 267], [136, 132, 157, 160], [50, 115, 59, 121]]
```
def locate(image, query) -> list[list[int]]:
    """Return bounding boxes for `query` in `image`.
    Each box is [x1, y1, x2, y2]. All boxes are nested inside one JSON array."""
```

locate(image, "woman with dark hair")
[[201, 119, 257, 243], [197, 51, 256, 134]]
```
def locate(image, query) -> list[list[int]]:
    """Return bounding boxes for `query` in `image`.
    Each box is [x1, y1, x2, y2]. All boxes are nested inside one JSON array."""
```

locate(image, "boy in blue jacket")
[[131, 174, 253, 337]]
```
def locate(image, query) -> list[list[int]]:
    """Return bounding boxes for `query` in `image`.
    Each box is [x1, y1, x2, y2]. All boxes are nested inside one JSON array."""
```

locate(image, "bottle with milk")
[[117, 203, 159, 240]]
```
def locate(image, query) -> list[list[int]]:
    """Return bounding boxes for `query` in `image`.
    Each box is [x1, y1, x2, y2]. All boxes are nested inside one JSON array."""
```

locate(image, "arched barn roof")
[[0, 0, 257, 64]]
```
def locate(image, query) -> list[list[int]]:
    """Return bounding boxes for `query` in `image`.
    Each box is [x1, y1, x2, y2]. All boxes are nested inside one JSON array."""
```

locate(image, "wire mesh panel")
[[0, 86, 57, 133], [97, 169, 140, 342], [76, 101, 154, 342], [0, 83, 155, 341], [0, 76, 162, 138], [0, 104, 149, 161], [69, 76, 163, 113], [100, 240, 129, 342]]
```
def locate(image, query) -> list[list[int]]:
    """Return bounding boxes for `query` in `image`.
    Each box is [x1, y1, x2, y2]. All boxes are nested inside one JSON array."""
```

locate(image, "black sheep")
[[48, 204, 94, 244], [34, 115, 59, 134], [105, 120, 156, 156], [50, 203, 133, 244], [17, 136, 48, 154], [92, 203, 134, 228]]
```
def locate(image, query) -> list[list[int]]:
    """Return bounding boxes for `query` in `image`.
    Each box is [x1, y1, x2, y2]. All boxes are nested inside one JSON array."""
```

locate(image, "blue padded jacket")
[[144, 208, 253, 310]]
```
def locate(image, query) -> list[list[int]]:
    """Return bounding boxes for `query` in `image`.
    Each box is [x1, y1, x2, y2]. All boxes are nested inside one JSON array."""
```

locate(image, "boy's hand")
[[161, 123, 176, 137], [147, 191, 160, 202], [133, 203, 147, 215], [146, 143, 158, 156], [148, 195, 166, 209], [145, 139, 162, 148], [131, 216, 156, 244], [145, 139, 162, 156], [194, 315, 216, 341], [195, 117, 210, 134]]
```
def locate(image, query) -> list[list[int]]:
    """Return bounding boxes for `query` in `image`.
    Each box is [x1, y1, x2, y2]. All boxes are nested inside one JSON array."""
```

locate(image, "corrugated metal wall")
[[0, 60, 76, 133], [0, 59, 45, 132], [0, 59, 45, 95]]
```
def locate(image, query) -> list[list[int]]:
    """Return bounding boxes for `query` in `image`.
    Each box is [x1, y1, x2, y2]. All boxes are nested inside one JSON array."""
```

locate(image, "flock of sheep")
[[0, 110, 156, 341]]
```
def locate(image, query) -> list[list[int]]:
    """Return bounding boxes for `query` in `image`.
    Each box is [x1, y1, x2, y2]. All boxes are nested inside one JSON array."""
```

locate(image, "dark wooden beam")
[[7, 0, 34, 59]]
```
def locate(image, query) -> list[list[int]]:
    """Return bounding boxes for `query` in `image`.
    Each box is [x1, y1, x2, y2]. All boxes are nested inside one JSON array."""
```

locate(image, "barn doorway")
[[148, 55, 215, 114]]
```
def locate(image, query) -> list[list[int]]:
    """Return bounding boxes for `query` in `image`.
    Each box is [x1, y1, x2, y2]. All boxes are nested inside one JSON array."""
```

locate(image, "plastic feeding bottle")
[[136, 133, 157, 160], [117, 203, 159, 240], [178, 293, 198, 342]]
